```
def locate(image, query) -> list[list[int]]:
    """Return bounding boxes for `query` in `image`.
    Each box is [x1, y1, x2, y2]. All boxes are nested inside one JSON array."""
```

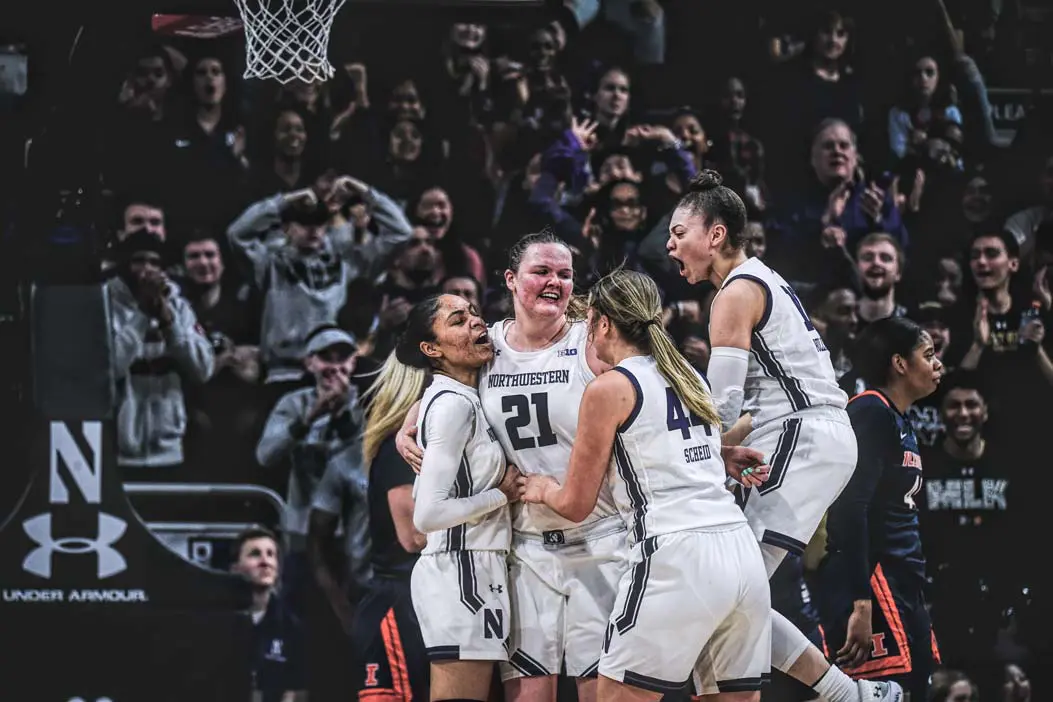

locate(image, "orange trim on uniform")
[[931, 630, 941, 665], [358, 607, 413, 701], [818, 624, 830, 660], [849, 390, 890, 407], [845, 564, 913, 678]]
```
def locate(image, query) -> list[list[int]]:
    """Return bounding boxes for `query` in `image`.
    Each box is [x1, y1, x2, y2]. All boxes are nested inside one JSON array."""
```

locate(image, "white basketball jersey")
[[480, 320, 619, 534], [611, 356, 745, 548], [716, 258, 848, 429], [416, 375, 511, 554]]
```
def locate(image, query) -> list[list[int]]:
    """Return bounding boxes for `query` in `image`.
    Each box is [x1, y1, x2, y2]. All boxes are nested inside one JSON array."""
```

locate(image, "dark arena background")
[[0, 0, 1051, 700]]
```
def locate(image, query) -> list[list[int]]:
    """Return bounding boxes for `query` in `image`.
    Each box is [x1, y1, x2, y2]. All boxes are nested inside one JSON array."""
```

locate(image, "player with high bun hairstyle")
[[520, 269, 772, 702], [667, 170, 904, 702]]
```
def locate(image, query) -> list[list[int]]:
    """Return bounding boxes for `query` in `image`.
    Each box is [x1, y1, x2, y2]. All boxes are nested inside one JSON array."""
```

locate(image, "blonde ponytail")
[[646, 323, 720, 426], [361, 354, 428, 469], [588, 268, 720, 428]]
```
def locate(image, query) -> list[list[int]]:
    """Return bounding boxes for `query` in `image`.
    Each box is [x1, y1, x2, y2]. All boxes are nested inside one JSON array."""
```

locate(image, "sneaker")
[[856, 680, 904, 702]]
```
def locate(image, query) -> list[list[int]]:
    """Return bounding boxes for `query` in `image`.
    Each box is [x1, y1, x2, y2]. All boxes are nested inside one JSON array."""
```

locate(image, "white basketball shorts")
[[410, 549, 510, 662], [500, 516, 628, 681], [598, 524, 772, 695], [741, 407, 857, 575]]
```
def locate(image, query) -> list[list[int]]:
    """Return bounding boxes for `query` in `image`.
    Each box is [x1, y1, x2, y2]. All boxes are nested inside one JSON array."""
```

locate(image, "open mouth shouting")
[[474, 329, 491, 346]]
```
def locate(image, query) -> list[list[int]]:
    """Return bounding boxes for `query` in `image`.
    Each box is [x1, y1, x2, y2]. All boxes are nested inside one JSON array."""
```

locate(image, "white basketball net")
[[233, 0, 349, 84]]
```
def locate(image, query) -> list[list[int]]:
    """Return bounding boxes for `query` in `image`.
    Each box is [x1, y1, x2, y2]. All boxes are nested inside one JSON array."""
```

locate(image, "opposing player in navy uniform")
[[819, 317, 943, 701], [667, 169, 903, 702], [520, 269, 773, 702]]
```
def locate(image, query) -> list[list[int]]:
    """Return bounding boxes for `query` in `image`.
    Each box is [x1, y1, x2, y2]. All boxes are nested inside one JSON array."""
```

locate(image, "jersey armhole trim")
[[420, 389, 457, 450], [611, 366, 644, 433], [725, 273, 773, 332]]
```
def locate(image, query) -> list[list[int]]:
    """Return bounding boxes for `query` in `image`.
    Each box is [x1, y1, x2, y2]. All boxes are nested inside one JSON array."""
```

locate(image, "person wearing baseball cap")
[[257, 323, 363, 620]]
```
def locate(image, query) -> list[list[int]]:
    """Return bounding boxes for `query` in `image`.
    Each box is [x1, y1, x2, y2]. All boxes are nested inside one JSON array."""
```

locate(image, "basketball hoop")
[[232, 0, 349, 84]]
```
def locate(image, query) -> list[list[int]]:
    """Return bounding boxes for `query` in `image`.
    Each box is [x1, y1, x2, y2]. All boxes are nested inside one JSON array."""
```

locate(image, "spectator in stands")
[[668, 108, 713, 175], [888, 55, 963, 163], [256, 324, 363, 617], [164, 52, 251, 231], [918, 372, 1027, 684], [855, 232, 909, 331], [1002, 152, 1053, 258], [370, 226, 447, 359], [232, 527, 307, 702], [582, 66, 632, 162], [102, 195, 170, 276], [308, 439, 373, 701], [179, 231, 263, 479], [247, 107, 317, 203], [946, 230, 1053, 421], [812, 286, 858, 382], [117, 43, 177, 125], [710, 77, 769, 213], [765, 9, 863, 188], [440, 274, 483, 309], [118, 195, 168, 241], [410, 186, 486, 282], [108, 229, 214, 471], [275, 79, 336, 171], [929, 669, 976, 702], [769, 118, 907, 288], [308, 439, 372, 632], [1003, 663, 1031, 702], [227, 175, 410, 401], [907, 301, 950, 446], [744, 220, 767, 259], [494, 23, 571, 136], [564, 0, 666, 65]]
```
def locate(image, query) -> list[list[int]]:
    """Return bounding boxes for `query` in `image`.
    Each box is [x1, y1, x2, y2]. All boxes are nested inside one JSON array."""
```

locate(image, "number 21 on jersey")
[[502, 393, 557, 450]]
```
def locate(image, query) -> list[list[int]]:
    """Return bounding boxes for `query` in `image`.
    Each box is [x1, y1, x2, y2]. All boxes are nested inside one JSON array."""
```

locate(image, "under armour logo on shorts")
[[489, 584, 503, 593]]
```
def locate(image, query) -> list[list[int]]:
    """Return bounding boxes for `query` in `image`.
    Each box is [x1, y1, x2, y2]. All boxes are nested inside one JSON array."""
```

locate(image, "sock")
[[812, 666, 860, 702], [770, 609, 815, 672]]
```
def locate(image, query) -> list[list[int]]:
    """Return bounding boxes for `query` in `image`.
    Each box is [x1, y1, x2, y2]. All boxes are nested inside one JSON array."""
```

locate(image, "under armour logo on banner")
[[22, 512, 128, 579]]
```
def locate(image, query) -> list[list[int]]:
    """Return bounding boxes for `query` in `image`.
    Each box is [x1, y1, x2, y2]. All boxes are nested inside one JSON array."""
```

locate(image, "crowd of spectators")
[[5, 0, 1051, 699]]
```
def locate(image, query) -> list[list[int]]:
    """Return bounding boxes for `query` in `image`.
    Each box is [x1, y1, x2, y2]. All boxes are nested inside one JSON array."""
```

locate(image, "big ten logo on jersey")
[[486, 426, 498, 443], [781, 285, 828, 354], [483, 606, 504, 640], [557, 348, 577, 357]]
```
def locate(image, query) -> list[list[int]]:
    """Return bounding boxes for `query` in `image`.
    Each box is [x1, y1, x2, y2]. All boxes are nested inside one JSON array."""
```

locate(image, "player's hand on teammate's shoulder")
[[721, 445, 770, 488]]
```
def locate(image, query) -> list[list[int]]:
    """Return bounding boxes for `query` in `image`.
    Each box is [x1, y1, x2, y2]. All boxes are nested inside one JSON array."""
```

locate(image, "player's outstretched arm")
[[708, 279, 765, 433], [522, 371, 632, 522]]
